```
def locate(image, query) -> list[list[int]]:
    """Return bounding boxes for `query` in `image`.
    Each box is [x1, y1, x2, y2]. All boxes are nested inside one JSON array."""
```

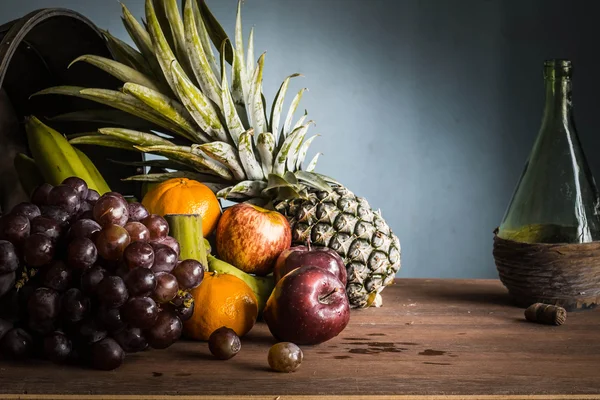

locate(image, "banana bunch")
[[14, 116, 111, 196]]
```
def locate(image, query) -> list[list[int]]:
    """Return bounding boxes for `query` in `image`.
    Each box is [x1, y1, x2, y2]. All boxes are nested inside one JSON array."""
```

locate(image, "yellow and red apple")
[[215, 203, 291, 276]]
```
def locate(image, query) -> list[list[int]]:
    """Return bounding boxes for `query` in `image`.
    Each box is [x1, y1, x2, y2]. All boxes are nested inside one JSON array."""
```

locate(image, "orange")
[[183, 272, 258, 341], [142, 178, 221, 236]]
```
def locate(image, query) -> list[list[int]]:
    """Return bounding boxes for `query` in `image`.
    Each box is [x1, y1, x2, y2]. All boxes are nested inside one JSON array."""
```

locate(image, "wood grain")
[[0, 279, 599, 399]]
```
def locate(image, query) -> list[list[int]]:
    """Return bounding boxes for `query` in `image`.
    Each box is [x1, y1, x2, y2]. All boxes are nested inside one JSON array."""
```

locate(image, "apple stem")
[[306, 237, 312, 251], [319, 287, 339, 303]]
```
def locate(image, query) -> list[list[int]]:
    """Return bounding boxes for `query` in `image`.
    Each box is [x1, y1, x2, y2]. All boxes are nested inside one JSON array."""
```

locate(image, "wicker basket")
[[493, 233, 600, 311]]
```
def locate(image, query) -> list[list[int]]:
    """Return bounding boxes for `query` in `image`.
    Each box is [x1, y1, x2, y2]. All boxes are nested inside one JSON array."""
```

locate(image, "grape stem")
[[14, 266, 37, 290]]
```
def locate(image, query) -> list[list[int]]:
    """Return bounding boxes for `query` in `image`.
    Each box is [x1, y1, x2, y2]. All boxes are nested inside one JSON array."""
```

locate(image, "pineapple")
[[35, 0, 401, 307]]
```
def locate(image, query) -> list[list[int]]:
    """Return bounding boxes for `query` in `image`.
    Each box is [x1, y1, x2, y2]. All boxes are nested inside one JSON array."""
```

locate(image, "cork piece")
[[524, 303, 567, 326]]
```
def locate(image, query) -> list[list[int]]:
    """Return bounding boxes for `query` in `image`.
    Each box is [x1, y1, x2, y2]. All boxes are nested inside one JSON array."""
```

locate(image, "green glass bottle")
[[497, 59, 600, 244]]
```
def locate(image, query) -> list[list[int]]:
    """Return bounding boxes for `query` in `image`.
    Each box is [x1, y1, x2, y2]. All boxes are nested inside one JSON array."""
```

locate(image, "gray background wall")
[[2, 0, 600, 279]]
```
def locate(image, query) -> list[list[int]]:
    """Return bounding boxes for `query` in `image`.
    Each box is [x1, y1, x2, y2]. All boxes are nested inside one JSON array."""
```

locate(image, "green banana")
[[73, 148, 111, 195], [13, 153, 44, 197], [25, 116, 109, 194], [207, 255, 274, 313]]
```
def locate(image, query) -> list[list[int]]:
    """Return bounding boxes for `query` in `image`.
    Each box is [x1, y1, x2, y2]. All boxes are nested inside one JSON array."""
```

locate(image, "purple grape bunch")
[[0, 177, 204, 370]]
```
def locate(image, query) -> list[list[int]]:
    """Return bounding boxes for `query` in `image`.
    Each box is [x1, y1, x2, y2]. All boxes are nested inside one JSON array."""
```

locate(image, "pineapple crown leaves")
[[32, 0, 339, 201]]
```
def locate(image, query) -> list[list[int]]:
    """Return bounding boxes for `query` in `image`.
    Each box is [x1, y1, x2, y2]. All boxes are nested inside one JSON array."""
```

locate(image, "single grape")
[[42, 260, 71, 292], [61, 177, 89, 200], [169, 291, 195, 322], [28, 287, 60, 321], [31, 183, 53, 206], [0, 272, 16, 298], [93, 195, 129, 227], [43, 332, 73, 364], [123, 242, 154, 270], [67, 237, 97, 270], [78, 319, 108, 344], [98, 306, 125, 333], [30, 216, 62, 243], [141, 215, 169, 239], [23, 233, 55, 267], [124, 221, 150, 243], [68, 219, 101, 240], [10, 202, 41, 221], [0, 240, 18, 273], [121, 296, 158, 329], [80, 266, 107, 295], [40, 206, 71, 227], [172, 260, 204, 290], [153, 272, 179, 303], [60, 288, 89, 323], [208, 327, 241, 360], [90, 338, 125, 370], [0, 213, 30, 246], [146, 310, 182, 350], [113, 326, 148, 353], [97, 276, 128, 308], [48, 184, 81, 215], [95, 224, 130, 261], [127, 202, 149, 222], [86, 189, 100, 203], [0, 328, 33, 359], [150, 236, 180, 257], [125, 268, 156, 296], [268, 342, 303, 373], [151, 246, 178, 273]]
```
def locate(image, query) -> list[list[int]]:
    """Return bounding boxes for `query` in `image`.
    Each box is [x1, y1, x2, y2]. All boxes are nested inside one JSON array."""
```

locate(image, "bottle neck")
[[541, 73, 572, 129]]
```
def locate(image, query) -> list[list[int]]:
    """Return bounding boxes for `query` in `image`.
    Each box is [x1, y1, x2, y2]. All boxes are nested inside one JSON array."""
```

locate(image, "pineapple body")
[[276, 186, 401, 308]]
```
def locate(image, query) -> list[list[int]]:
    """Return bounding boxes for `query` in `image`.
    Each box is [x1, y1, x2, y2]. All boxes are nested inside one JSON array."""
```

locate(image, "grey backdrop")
[[3, 0, 600, 278]]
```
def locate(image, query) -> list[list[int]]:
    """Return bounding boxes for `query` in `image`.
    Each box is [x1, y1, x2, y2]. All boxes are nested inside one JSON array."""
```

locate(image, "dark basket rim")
[[0, 7, 106, 89]]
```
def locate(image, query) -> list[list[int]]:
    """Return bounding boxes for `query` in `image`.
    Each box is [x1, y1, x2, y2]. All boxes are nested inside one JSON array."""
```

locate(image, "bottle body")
[[497, 60, 600, 244]]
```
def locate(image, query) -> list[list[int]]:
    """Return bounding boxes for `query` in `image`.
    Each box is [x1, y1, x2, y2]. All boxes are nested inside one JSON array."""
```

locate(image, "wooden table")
[[1, 279, 599, 400]]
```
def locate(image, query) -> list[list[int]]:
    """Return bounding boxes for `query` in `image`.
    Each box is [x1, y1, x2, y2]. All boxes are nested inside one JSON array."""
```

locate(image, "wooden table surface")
[[0, 279, 599, 400]]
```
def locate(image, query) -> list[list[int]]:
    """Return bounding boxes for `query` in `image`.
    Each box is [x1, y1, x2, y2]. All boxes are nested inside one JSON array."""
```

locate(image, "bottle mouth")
[[544, 59, 572, 79], [544, 59, 572, 68]]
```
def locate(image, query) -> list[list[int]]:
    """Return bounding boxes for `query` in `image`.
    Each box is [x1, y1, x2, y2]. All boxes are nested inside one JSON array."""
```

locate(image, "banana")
[[13, 153, 44, 197], [73, 148, 111, 195], [25, 116, 108, 193], [207, 255, 274, 313]]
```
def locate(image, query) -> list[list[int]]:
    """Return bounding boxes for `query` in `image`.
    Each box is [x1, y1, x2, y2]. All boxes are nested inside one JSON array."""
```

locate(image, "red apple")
[[215, 203, 291, 276], [263, 265, 350, 345], [274, 245, 347, 285]]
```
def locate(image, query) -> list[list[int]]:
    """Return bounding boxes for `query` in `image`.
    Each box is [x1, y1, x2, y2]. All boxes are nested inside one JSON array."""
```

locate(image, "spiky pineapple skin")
[[275, 186, 401, 308]]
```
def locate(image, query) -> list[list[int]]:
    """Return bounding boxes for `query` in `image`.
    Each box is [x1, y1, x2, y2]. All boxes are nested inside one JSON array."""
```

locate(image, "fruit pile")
[[0, 0, 406, 373], [0, 177, 204, 370]]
